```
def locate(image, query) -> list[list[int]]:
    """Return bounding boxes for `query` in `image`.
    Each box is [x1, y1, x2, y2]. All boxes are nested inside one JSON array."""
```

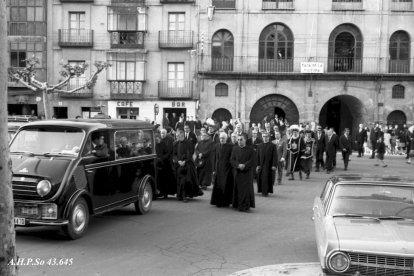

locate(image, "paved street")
[[15, 154, 413, 276]]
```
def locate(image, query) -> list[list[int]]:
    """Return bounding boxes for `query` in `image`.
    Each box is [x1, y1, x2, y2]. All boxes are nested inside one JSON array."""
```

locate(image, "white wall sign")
[[300, 62, 324, 73]]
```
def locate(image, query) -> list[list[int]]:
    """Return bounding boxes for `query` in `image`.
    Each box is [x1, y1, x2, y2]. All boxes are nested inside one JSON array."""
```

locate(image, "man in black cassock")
[[231, 133, 255, 212], [256, 132, 277, 197], [210, 132, 234, 207], [173, 129, 203, 202], [155, 134, 176, 198], [195, 132, 214, 190]]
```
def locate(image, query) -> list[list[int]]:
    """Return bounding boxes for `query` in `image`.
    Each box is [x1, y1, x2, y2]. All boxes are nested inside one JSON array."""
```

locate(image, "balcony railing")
[[58, 29, 94, 47], [212, 0, 236, 9], [110, 81, 144, 99], [111, 0, 145, 5], [158, 81, 193, 99], [60, 78, 93, 98], [332, 0, 364, 10], [60, 0, 94, 2], [390, 0, 413, 11], [159, 31, 193, 49], [110, 31, 145, 49], [8, 68, 47, 87], [262, 0, 295, 10], [8, 22, 46, 36], [199, 56, 414, 75], [160, 0, 195, 3]]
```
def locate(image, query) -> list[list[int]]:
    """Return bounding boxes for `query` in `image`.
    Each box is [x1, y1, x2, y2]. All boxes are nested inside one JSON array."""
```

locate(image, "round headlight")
[[328, 251, 350, 273], [37, 180, 52, 197]]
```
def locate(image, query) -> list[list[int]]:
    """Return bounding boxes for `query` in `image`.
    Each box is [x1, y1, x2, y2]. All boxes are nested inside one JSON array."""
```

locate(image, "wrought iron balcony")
[[390, 0, 413, 11], [8, 22, 46, 36], [212, 0, 236, 9], [58, 29, 94, 47], [159, 31, 193, 49], [160, 0, 195, 4], [332, 0, 364, 10], [60, 78, 93, 98], [262, 0, 295, 10], [110, 81, 144, 100], [199, 56, 414, 75], [158, 81, 193, 99], [110, 31, 145, 49]]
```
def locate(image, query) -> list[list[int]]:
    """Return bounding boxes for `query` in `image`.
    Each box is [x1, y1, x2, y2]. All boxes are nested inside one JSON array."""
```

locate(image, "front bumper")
[[14, 217, 68, 227]]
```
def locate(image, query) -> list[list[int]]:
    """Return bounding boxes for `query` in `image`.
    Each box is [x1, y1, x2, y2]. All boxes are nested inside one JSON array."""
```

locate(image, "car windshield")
[[328, 184, 414, 220], [9, 127, 84, 156]]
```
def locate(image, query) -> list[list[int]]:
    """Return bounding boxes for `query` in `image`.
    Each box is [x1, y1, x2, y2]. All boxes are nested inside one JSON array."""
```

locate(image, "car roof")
[[19, 119, 154, 132], [330, 174, 414, 186]]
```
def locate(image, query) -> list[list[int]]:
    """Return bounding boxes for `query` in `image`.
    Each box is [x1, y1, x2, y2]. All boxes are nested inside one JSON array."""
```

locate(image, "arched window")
[[259, 23, 294, 72], [328, 24, 363, 72], [215, 83, 228, 97], [211, 30, 234, 71], [392, 84, 405, 99], [389, 31, 410, 73]]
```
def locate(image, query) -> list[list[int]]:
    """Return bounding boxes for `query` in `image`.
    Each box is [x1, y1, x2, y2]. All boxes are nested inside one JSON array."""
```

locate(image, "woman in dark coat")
[[210, 132, 234, 207]]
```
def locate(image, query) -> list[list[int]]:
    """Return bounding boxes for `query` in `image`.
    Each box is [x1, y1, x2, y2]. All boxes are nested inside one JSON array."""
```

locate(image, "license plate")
[[14, 217, 26, 226], [22, 206, 38, 216]]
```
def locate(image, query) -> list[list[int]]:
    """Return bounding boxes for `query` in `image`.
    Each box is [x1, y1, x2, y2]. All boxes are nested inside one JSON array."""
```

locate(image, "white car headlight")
[[328, 251, 350, 273], [37, 180, 52, 197]]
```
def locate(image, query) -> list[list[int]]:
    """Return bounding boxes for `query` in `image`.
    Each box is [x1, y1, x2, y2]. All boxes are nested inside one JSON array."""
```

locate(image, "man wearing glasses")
[[230, 133, 255, 212]]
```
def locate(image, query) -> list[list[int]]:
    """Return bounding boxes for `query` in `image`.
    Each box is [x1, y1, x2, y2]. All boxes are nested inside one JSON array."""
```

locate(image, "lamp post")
[[207, 3, 215, 21], [154, 103, 159, 124]]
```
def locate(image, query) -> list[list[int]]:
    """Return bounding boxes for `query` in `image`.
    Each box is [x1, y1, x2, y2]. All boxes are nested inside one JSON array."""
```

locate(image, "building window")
[[68, 60, 87, 90], [107, 6, 147, 32], [7, 0, 46, 36], [168, 13, 185, 31], [212, 30, 234, 71], [81, 107, 101, 119], [168, 63, 184, 89], [392, 85, 405, 99], [107, 53, 146, 81], [117, 108, 139, 120], [389, 31, 410, 73], [258, 23, 294, 72], [328, 24, 363, 72], [10, 42, 45, 68], [215, 83, 228, 97], [212, 0, 236, 9], [262, 0, 294, 10]]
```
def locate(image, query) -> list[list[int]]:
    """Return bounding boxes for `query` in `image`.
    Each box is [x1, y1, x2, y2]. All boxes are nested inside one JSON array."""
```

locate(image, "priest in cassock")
[[210, 132, 234, 207], [194, 132, 215, 190], [256, 132, 277, 196], [173, 129, 203, 202], [231, 133, 255, 212], [287, 125, 305, 180], [155, 133, 176, 198]]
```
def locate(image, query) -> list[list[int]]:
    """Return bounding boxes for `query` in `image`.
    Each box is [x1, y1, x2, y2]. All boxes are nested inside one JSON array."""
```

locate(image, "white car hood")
[[333, 218, 414, 255]]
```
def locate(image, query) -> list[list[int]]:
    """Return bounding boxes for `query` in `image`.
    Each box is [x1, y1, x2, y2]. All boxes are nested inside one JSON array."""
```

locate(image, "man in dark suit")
[[355, 123, 367, 157], [339, 128, 352, 170], [246, 130, 263, 151], [325, 128, 339, 174], [314, 126, 325, 171], [91, 133, 109, 158], [184, 124, 197, 155], [273, 131, 287, 185], [369, 123, 379, 159]]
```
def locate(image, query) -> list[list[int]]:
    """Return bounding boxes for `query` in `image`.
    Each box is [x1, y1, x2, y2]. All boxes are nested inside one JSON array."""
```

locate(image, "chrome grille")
[[12, 176, 42, 200], [347, 252, 414, 276]]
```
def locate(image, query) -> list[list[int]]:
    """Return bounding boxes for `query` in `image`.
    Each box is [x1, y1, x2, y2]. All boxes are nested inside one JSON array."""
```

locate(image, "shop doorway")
[[8, 104, 38, 116], [249, 94, 299, 125], [53, 107, 68, 119], [164, 108, 186, 129], [212, 108, 232, 124], [387, 110, 406, 127]]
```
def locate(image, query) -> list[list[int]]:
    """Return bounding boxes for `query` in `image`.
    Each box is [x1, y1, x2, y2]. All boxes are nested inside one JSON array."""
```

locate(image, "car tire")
[[134, 179, 153, 215], [62, 197, 89, 240]]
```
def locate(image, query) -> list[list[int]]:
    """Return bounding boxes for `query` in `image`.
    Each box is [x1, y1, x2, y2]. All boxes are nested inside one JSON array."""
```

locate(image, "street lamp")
[[154, 103, 159, 124], [207, 3, 215, 21]]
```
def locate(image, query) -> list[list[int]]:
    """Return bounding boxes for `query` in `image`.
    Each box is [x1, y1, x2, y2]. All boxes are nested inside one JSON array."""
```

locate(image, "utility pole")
[[0, 0, 17, 275]]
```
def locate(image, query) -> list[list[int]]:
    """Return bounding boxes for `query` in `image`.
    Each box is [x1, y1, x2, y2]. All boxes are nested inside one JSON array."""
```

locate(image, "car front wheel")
[[134, 179, 153, 215], [63, 197, 89, 240]]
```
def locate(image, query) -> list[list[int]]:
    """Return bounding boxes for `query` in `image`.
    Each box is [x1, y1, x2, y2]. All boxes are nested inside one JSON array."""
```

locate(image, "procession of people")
[[153, 113, 414, 212]]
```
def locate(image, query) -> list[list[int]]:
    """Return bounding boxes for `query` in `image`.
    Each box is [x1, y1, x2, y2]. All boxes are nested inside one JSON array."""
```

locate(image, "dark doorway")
[[319, 95, 366, 139], [274, 107, 286, 120], [164, 108, 186, 129], [53, 107, 68, 119], [387, 110, 406, 127], [8, 104, 38, 116], [212, 108, 232, 124]]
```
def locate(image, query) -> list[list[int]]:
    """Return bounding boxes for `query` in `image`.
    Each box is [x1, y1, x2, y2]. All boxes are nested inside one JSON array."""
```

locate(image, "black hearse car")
[[9, 119, 156, 239]]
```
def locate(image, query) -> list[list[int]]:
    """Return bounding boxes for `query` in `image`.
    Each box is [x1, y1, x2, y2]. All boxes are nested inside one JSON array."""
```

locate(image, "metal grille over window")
[[392, 84, 405, 99]]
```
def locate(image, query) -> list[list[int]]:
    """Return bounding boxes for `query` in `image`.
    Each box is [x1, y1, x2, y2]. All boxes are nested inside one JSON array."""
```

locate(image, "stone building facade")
[[197, 0, 414, 135]]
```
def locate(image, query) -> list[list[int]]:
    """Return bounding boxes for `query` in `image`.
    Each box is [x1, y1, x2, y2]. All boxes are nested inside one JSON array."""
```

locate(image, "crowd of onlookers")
[[152, 112, 414, 212]]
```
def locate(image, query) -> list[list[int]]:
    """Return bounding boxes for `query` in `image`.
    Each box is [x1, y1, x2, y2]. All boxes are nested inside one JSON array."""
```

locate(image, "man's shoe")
[[315, 169, 320, 172], [382, 164, 388, 167], [374, 164, 379, 166]]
